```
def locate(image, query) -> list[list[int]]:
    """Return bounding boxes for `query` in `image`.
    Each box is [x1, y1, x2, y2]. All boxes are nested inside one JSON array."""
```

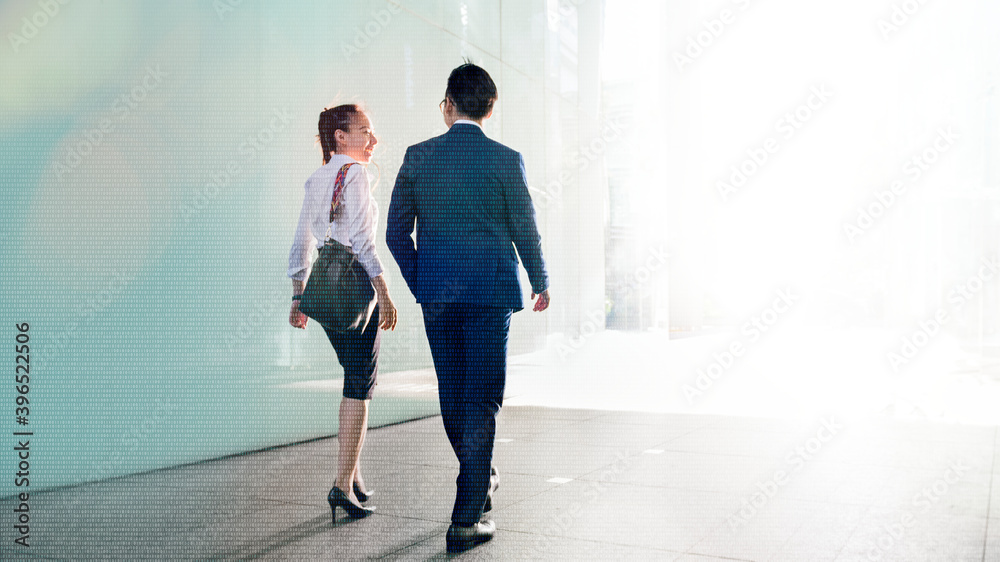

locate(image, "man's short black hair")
[[445, 62, 497, 120]]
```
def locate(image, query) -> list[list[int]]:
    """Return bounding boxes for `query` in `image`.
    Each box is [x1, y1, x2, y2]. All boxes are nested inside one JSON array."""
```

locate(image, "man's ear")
[[484, 106, 494, 121]]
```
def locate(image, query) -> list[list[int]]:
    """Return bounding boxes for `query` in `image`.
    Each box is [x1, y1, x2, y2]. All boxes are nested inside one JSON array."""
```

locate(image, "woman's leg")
[[336, 397, 369, 501], [354, 417, 370, 493], [325, 303, 379, 502]]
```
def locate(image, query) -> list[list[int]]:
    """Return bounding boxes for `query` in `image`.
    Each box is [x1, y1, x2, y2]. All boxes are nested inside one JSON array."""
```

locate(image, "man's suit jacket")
[[386, 123, 548, 311]]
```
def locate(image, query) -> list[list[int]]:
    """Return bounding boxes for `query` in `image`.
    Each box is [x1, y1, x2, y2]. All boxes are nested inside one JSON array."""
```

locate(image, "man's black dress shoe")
[[484, 466, 499, 512], [446, 519, 495, 553]]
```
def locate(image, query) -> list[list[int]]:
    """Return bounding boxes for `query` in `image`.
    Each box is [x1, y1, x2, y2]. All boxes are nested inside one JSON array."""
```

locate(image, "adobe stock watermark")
[[877, 0, 932, 41], [682, 287, 798, 404], [52, 64, 169, 179], [34, 267, 136, 374], [547, 0, 591, 28], [716, 84, 834, 203], [886, 254, 998, 372], [555, 245, 667, 360], [179, 107, 292, 224], [607, 246, 669, 300], [212, 0, 244, 21], [866, 459, 970, 560], [341, 1, 402, 61], [7, 0, 72, 54], [727, 416, 843, 530], [88, 397, 178, 479], [528, 117, 625, 207], [843, 127, 958, 243], [223, 286, 289, 355], [672, 0, 753, 72]]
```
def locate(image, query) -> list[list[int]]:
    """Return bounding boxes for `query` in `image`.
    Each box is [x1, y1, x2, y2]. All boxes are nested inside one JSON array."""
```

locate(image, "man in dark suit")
[[387, 63, 550, 553]]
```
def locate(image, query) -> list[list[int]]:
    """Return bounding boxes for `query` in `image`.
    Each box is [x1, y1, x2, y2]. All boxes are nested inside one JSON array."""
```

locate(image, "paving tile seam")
[[377, 426, 447, 435], [154, 514, 333, 545], [482, 484, 568, 512], [691, 427, 826, 438], [497, 412, 604, 423], [619, 446, 800, 463], [500, 435, 640, 449], [589, 420, 720, 430], [508, 435, 705, 449], [457, 525, 693, 555], [563, 418, 721, 428], [371, 460, 459, 471], [829, 502, 885, 562], [682, 549, 757, 562], [150, 497, 455, 527], [492, 480, 744, 518], [624, 446, 795, 461], [565, 476, 905, 506], [248, 496, 328, 509], [647, 449, 997, 472], [806, 460, 996, 474], [695, 495, 865, 562], [376, 535, 445, 559], [348, 511, 453, 525], [658, 505, 746, 556], [0, 554, 67, 562], [980, 427, 999, 562], [719, 500, 812, 560]]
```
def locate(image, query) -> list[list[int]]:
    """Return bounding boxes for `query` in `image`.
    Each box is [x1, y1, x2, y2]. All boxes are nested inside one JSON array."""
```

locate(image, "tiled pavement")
[[2, 406, 999, 560]]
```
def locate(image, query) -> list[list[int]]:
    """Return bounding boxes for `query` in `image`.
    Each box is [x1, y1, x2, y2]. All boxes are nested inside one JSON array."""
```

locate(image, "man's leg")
[[421, 303, 465, 456], [451, 305, 512, 525]]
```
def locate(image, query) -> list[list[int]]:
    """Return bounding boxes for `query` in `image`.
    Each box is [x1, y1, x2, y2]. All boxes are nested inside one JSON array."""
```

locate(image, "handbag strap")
[[329, 162, 357, 223]]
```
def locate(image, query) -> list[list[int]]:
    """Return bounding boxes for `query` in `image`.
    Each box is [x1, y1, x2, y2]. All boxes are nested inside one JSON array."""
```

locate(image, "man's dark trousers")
[[422, 302, 511, 525]]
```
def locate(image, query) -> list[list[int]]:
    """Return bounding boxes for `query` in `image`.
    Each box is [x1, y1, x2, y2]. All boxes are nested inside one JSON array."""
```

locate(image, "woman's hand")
[[371, 274, 397, 331], [289, 301, 308, 329], [290, 281, 308, 329], [377, 291, 397, 331]]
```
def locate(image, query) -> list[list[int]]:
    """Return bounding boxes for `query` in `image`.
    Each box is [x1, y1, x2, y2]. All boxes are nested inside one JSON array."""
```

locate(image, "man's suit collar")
[[448, 122, 485, 135]]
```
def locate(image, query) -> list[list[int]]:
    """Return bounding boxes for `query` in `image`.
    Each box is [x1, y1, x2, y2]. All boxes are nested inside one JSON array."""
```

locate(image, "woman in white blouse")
[[287, 104, 396, 520]]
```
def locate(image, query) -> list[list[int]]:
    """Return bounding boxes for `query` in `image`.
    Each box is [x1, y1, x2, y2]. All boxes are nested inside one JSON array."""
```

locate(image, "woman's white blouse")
[[287, 154, 384, 281]]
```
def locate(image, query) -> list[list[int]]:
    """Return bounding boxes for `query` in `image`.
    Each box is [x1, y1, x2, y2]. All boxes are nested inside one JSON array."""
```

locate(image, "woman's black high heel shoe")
[[354, 482, 373, 503], [328, 486, 375, 521]]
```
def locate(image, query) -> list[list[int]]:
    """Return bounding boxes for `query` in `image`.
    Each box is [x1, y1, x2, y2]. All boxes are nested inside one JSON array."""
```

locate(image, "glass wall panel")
[[0, 0, 595, 494]]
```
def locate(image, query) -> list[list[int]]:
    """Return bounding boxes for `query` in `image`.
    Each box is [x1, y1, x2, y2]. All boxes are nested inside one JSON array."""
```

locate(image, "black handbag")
[[298, 163, 376, 332]]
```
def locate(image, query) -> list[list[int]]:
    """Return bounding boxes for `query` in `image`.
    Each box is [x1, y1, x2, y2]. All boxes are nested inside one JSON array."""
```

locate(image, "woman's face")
[[338, 111, 378, 163]]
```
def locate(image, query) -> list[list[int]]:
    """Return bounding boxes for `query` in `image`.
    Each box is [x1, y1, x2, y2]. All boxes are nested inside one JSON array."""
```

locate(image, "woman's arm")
[[288, 177, 319, 328], [289, 278, 307, 328], [288, 177, 320, 282], [341, 166, 385, 280], [341, 166, 395, 330]]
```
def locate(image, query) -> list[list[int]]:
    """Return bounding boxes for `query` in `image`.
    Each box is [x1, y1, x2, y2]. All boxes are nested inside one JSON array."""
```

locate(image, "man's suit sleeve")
[[505, 153, 549, 294], [387, 146, 419, 294]]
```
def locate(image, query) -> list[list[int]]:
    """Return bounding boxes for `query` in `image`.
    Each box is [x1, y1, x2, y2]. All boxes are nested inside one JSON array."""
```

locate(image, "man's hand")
[[531, 289, 550, 312]]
